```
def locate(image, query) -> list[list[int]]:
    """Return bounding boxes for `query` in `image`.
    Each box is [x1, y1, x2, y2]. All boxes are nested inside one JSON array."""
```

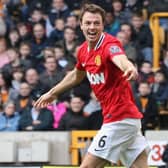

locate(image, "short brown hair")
[[79, 4, 106, 23]]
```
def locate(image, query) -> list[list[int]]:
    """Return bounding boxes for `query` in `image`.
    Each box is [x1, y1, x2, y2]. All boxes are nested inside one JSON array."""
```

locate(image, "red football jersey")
[[76, 33, 142, 123]]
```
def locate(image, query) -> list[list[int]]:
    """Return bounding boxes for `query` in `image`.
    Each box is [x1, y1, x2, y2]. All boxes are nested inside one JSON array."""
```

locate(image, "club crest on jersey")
[[95, 55, 101, 66], [109, 46, 122, 54]]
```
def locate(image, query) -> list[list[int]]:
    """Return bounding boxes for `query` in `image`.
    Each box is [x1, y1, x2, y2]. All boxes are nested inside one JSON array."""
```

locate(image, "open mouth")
[[87, 32, 97, 38]]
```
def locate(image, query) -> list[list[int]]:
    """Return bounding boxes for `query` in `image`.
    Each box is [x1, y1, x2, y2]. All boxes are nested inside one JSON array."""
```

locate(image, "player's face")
[[80, 12, 104, 47]]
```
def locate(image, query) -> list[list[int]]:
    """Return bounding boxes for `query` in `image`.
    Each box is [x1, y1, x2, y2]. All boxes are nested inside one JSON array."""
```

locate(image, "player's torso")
[[78, 34, 142, 122], [79, 34, 124, 103]]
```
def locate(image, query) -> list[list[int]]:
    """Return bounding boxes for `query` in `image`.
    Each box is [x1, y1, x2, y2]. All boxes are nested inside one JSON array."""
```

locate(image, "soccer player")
[[34, 4, 149, 168]]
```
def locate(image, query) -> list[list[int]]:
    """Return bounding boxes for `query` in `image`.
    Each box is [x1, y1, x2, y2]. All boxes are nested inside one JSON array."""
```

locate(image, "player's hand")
[[123, 66, 138, 81], [33, 91, 57, 109]]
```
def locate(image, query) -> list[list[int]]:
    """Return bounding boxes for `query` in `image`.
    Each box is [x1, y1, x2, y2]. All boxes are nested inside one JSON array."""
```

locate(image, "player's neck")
[[88, 42, 97, 51], [87, 33, 105, 51]]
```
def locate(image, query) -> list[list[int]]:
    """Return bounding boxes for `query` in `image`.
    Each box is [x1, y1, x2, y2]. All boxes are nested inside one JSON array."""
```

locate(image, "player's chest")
[[81, 50, 106, 72]]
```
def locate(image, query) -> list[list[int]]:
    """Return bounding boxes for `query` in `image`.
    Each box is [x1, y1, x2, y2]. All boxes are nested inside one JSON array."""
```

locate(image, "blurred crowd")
[[0, 0, 168, 134]]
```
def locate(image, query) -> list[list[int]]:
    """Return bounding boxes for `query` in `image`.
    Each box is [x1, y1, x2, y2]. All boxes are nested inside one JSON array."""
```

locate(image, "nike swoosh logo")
[[94, 148, 108, 152], [82, 63, 86, 67]]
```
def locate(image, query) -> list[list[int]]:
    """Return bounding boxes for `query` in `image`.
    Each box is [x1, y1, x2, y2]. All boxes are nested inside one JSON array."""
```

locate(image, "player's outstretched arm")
[[111, 54, 138, 80], [34, 68, 86, 108]]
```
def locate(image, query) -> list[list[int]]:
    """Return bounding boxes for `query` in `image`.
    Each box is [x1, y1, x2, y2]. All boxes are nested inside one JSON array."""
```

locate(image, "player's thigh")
[[80, 152, 108, 168], [130, 150, 149, 168]]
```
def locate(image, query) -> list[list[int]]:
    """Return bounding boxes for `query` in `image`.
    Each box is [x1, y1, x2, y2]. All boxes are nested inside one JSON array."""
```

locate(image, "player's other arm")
[[34, 68, 86, 108], [111, 54, 138, 81]]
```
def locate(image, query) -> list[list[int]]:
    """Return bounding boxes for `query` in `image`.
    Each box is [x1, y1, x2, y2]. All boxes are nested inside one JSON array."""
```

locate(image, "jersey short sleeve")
[[106, 41, 125, 60], [75, 46, 85, 71], [76, 58, 85, 71]]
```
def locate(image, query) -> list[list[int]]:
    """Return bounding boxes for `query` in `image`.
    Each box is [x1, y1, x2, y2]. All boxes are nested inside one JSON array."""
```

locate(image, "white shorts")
[[88, 118, 149, 168]]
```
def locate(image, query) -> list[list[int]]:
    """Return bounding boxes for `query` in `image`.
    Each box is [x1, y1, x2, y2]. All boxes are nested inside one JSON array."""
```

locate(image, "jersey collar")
[[87, 33, 105, 51]]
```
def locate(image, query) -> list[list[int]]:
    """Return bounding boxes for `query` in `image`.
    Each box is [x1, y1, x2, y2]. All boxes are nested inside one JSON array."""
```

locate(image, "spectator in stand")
[[0, 101, 20, 131], [124, 0, 144, 20], [152, 70, 168, 129], [58, 63, 91, 103], [17, 22, 32, 43], [19, 42, 32, 61], [120, 22, 143, 64], [57, 95, 89, 130], [136, 61, 155, 91], [48, 18, 65, 46], [55, 44, 77, 69], [25, 68, 47, 97], [131, 11, 153, 63], [65, 14, 80, 33], [47, 100, 67, 128], [54, 45, 68, 69], [42, 46, 64, 72], [0, 0, 6, 18], [22, 0, 51, 20], [30, 23, 49, 70], [112, 0, 132, 24], [5, 0, 22, 25], [104, 9, 120, 36], [70, 45, 79, 61], [2, 48, 32, 75], [47, 0, 70, 27], [0, 17, 7, 36], [56, 26, 79, 57], [11, 66, 24, 93], [42, 47, 55, 58], [120, 22, 136, 43], [151, 70, 168, 110], [66, 14, 85, 43], [84, 91, 101, 117], [0, 37, 10, 68], [87, 109, 103, 130], [0, 0, 15, 30], [14, 82, 32, 113], [0, 71, 17, 105], [84, 91, 102, 130], [18, 93, 54, 131], [3, 48, 21, 74], [28, 7, 46, 27], [39, 56, 64, 91], [116, 31, 137, 62], [8, 28, 21, 48], [64, 0, 82, 11], [134, 82, 159, 133], [89, 0, 113, 12], [160, 48, 168, 80]]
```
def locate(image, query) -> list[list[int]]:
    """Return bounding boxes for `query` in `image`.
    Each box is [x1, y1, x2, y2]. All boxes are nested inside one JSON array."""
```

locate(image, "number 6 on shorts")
[[98, 135, 107, 148]]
